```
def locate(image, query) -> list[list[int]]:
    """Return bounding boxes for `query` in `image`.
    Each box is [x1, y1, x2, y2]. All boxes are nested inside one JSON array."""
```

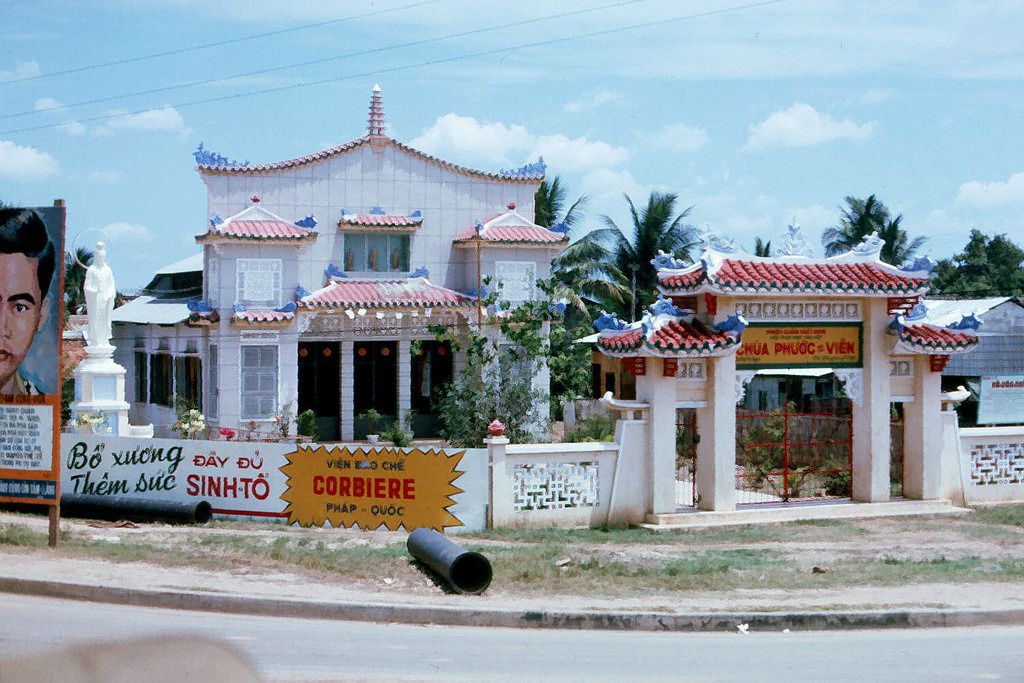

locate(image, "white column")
[[340, 340, 354, 441], [852, 298, 892, 502], [903, 354, 942, 499], [696, 353, 737, 511], [635, 361, 677, 515], [397, 338, 411, 423]]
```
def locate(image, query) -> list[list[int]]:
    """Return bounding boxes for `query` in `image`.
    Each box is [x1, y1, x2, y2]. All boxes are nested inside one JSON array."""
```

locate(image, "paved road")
[[1, 594, 1023, 681]]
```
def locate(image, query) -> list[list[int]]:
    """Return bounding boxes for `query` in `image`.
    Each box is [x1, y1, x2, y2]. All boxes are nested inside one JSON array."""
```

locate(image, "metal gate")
[[735, 404, 852, 504], [675, 408, 698, 508], [890, 409, 905, 497]]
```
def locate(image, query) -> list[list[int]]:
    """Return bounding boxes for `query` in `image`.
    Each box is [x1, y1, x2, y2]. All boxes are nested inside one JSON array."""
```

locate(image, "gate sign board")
[[736, 323, 863, 370], [280, 446, 465, 531], [0, 206, 65, 506], [977, 375, 1024, 425]]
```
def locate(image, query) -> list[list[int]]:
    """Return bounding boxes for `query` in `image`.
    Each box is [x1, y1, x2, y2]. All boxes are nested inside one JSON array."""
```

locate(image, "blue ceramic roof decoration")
[[593, 310, 629, 332], [548, 301, 567, 316], [409, 210, 423, 218], [324, 264, 346, 279], [295, 285, 311, 299], [408, 266, 429, 279], [369, 206, 386, 215], [186, 299, 214, 313], [697, 226, 737, 253], [232, 302, 247, 313], [209, 213, 224, 227], [905, 302, 929, 321], [499, 156, 546, 177], [274, 301, 297, 313], [649, 295, 685, 318], [948, 313, 982, 331], [714, 313, 749, 335], [650, 250, 688, 270], [901, 255, 937, 275], [550, 221, 570, 234], [193, 142, 248, 167], [294, 215, 317, 229]]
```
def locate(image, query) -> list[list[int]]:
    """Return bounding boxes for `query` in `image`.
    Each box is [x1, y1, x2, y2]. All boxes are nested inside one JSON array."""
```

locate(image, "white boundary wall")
[[957, 426, 1024, 504]]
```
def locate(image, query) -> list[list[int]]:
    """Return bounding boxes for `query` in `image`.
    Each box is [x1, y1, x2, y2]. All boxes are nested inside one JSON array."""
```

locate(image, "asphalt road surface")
[[1, 594, 1023, 681]]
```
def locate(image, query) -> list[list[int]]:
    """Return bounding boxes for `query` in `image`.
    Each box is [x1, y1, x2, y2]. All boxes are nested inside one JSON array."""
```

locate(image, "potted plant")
[[382, 410, 415, 448], [359, 408, 383, 444]]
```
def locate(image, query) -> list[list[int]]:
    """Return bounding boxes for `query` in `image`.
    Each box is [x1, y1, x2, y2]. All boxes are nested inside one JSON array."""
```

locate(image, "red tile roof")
[[198, 219, 315, 242], [231, 309, 295, 325], [197, 136, 544, 184], [658, 258, 930, 296], [300, 278, 473, 309], [896, 323, 979, 354], [595, 329, 644, 353], [453, 224, 567, 244], [339, 213, 423, 229], [648, 318, 736, 353]]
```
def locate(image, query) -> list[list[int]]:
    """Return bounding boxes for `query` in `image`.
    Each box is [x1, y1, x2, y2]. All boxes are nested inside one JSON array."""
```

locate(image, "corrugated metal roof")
[[154, 252, 203, 275], [111, 296, 190, 325], [945, 335, 1024, 375], [922, 297, 1012, 326]]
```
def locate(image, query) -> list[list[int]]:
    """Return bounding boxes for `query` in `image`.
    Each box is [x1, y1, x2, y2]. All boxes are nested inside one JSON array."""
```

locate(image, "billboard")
[[0, 206, 64, 505], [977, 375, 1024, 425], [736, 322, 863, 370]]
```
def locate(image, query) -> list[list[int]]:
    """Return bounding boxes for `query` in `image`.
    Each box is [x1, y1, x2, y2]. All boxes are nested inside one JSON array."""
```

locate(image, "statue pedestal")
[[71, 345, 154, 438]]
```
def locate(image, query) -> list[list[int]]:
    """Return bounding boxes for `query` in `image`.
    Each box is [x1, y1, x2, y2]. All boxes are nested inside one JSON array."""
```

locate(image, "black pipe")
[[61, 495, 212, 525], [406, 528, 492, 595]]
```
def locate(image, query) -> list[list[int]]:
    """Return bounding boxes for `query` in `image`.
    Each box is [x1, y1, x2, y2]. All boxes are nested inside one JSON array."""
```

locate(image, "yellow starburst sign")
[[280, 446, 465, 531]]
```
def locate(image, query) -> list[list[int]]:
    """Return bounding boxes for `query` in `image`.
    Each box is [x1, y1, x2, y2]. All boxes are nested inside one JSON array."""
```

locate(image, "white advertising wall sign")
[[978, 375, 1024, 425]]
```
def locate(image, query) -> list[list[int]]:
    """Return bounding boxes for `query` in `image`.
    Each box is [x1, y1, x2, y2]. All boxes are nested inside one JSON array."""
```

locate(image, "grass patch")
[[970, 504, 1024, 528], [0, 523, 47, 547]]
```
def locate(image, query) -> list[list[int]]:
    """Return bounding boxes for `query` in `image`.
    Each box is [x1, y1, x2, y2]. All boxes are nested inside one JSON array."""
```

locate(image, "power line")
[[0, 0, 786, 137], [0, 0, 446, 86], [4, 0, 647, 121]]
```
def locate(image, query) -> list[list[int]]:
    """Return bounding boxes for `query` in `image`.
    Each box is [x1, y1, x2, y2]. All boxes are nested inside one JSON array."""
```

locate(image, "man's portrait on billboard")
[[0, 208, 59, 396]]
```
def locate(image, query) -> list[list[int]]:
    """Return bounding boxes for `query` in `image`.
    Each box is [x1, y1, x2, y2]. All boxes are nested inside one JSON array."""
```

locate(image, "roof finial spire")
[[367, 84, 386, 137]]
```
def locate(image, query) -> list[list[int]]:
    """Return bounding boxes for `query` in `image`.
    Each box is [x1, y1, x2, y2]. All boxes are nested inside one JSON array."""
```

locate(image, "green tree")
[[931, 229, 1024, 297], [822, 194, 925, 264], [753, 236, 772, 257], [534, 176, 586, 232], [64, 246, 93, 318], [567, 192, 696, 320]]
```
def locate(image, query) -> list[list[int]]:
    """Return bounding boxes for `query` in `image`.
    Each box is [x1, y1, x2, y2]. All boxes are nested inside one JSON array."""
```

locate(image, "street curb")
[[3, 576, 1024, 632]]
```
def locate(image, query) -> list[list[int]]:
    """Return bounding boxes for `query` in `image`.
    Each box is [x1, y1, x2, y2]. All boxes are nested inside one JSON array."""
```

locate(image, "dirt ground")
[[2, 507, 1023, 614]]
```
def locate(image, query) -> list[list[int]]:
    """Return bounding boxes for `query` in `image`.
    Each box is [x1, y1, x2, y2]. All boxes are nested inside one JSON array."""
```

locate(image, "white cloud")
[[0, 61, 40, 82], [94, 107, 192, 139], [35, 97, 86, 135], [97, 222, 155, 242], [56, 120, 87, 136], [88, 170, 125, 184], [652, 123, 710, 153], [34, 97, 63, 112], [0, 140, 59, 180], [743, 103, 875, 152], [956, 172, 1024, 207], [564, 89, 623, 113], [410, 113, 629, 173]]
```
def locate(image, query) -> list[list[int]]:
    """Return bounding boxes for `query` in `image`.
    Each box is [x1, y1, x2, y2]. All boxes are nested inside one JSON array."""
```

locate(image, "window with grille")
[[343, 233, 410, 273], [236, 258, 282, 308], [208, 345, 219, 418], [240, 345, 278, 419]]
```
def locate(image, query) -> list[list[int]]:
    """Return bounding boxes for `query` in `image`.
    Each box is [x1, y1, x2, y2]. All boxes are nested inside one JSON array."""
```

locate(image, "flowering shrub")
[[219, 427, 236, 441], [72, 411, 109, 432], [174, 408, 207, 439]]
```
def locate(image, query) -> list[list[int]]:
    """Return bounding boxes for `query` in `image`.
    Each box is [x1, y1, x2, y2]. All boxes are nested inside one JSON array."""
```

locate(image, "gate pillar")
[[636, 362, 677, 515], [903, 354, 942, 499], [696, 353, 736, 511], [852, 299, 892, 502]]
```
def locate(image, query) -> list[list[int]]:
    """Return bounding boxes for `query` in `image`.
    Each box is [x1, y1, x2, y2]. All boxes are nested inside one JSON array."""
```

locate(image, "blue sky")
[[2, 0, 1023, 290]]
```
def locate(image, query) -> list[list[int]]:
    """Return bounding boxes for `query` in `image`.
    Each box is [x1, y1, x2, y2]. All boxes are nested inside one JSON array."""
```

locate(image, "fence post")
[[782, 401, 790, 501]]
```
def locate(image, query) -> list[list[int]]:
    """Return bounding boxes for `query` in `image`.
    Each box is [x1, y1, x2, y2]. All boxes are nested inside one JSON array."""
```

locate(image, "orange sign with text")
[[280, 446, 464, 531], [736, 323, 863, 369]]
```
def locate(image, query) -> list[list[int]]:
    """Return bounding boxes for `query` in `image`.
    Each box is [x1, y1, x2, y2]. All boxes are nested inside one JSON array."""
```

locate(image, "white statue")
[[84, 241, 116, 349]]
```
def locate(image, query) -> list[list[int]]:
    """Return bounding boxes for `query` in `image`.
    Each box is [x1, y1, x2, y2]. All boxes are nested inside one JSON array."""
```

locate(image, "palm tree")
[[64, 246, 93, 317], [877, 214, 926, 266], [551, 238, 629, 314], [563, 192, 696, 320], [753, 236, 772, 257], [534, 176, 587, 233], [822, 194, 889, 256]]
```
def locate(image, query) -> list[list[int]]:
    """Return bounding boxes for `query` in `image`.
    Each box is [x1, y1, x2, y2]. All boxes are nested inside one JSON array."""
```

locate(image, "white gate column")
[[696, 352, 736, 511], [903, 354, 942, 499], [340, 340, 354, 441], [852, 298, 892, 502], [636, 362, 677, 515]]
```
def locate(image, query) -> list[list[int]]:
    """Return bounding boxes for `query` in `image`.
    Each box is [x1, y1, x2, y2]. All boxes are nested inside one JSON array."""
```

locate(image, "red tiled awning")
[[198, 220, 315, 242], [648, 318, 737, 353], [300, 277, 473, 309], [339, 213, 423, 230], [895, 323, 979, 354], [231, 309, 295, 326]]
